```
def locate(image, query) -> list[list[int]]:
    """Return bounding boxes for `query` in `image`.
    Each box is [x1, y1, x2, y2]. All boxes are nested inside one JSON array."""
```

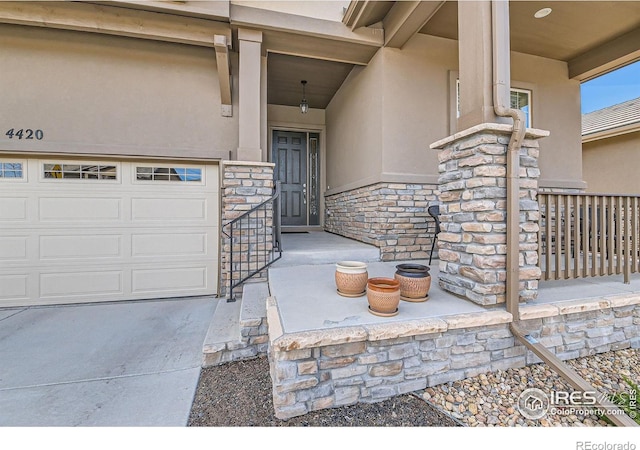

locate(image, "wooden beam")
[[382, 0, 444, 49], [230, 3, 382, 48], [214, 34, 232, 117], [342, 0, 367, 29], [569, 27, 640, 81], [0, 1, 231, 47], [264, 30, 378, 66]]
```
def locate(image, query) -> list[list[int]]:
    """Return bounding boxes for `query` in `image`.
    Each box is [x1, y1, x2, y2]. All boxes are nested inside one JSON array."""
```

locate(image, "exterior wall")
[[583, 131, 640, 195], [324, 34, 583, 253], [324, 182, 439, 261], [380, 35, 457, 186], [325, 51, 383, 192], [325, 33, 584, 195], [511, 52, 584, 191], [221, 161, 275, 296], [267, 295, 640, 420], [0, 23, 237, 160]]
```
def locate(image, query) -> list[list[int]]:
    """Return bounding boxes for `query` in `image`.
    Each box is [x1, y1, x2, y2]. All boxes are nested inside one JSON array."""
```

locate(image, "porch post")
[[457, 0, 504, 131], [430, 0, 546, 306], [237, 28, 264, 162]]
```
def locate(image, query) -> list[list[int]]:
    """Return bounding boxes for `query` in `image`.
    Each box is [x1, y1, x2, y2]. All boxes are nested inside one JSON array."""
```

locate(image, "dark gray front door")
[[273, 131, 307, 226]]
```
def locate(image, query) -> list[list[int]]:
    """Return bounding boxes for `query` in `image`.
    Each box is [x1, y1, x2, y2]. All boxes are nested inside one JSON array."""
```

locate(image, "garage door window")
[[135, 166, 202, 183], [43, 163, 117, 180], [0, 162, 24, 179]]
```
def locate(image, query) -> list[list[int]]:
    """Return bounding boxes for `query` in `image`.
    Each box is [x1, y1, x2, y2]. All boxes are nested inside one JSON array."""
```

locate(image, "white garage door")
[[0, 157, 219, 307]]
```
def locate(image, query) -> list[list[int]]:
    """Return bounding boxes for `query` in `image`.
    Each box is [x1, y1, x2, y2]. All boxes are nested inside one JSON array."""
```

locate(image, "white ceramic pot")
[[335, 261, 368, 274], [335, 261, 368, 296]]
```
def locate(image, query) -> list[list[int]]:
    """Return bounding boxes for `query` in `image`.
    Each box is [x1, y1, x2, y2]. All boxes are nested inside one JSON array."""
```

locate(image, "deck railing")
[[538, 193, 640, 283], [222, 181, 282, 301]]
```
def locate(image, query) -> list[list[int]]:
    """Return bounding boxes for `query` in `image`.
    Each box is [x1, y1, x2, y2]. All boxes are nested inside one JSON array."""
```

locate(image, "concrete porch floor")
[[269, 261, 487, 334], [267, 231, 640, 335]]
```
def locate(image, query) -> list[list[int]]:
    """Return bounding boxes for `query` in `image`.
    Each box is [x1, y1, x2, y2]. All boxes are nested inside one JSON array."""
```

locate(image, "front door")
[[273, 131, 307, 226]]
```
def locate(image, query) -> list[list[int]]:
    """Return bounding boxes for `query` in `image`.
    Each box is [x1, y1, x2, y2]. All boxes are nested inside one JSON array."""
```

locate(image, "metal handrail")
[[222, 181, 282, 301]]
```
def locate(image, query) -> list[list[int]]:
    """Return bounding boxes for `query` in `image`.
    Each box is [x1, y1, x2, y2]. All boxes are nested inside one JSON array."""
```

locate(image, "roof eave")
[[582, 122, 640, 143]]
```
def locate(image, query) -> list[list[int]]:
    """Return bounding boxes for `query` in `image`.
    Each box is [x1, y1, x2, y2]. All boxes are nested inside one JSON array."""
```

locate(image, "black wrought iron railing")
[[222, 181, 282, 301]]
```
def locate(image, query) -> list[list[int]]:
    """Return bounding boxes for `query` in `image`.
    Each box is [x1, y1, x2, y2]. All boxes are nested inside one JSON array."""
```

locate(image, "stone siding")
[[324, 182, 439, 261], [267, 295, 640, 420], [433, 126, 545, 305], [221, 161, 275, 296]]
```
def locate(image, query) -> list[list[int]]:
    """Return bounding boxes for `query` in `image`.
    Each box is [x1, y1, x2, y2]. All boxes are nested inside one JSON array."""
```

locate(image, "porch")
[[204, 231, 640, 420]]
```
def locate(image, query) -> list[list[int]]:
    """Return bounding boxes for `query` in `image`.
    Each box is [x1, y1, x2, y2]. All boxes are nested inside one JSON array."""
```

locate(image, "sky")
[[580, 60, 640, 114]]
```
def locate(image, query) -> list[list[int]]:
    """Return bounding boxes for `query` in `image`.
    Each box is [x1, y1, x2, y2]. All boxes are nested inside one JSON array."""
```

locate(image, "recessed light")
[[534, 7, 552, 18]]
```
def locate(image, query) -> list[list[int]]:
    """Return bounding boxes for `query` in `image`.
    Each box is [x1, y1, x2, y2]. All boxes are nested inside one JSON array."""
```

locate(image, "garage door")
[[0, 157, 219, 307]]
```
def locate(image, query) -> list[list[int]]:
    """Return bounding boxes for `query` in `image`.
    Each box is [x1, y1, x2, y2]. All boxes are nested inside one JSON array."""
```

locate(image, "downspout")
[[491, 1, 636, 426]]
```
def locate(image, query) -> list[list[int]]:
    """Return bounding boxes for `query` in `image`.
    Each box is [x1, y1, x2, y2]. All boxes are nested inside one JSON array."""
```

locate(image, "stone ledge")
[[224, 160, 275, 168], [364, 318, 448, 340], [271, 327, 369, 352], [519, 303, 560, 320], [520, 293, 640, 320], [267, 295, 513, 351], [606, 293, 640, 308], [444, 310, 512, 329], [430, 123, 550, 150], [557, 298, 611, 315]]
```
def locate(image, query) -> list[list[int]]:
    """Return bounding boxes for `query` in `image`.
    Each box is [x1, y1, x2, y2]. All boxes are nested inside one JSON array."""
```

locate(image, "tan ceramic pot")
[[366, 277, 400, 313], [335, 261, 368, 296], [394, 264, 431, 299]]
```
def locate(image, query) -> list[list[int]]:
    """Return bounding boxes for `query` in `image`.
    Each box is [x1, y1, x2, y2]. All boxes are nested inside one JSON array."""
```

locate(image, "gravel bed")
[[188, 348, 639, 427], [424, 348, 639, 427]]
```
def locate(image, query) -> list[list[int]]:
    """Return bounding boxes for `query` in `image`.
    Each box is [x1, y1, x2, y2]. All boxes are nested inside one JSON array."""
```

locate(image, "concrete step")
[[202, 297, 242, 361], [239, 281, 270, 328], [202, 281, 271, 367], [273, 232, 381, 268]]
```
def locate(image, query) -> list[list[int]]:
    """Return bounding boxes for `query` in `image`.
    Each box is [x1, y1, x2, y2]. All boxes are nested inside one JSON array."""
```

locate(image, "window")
[[135, 166, 202, 182], [510, 88, 532, 128], [0, 162, 24, 179], [455, 79, 533, 128], [43, 163, 117, 180]]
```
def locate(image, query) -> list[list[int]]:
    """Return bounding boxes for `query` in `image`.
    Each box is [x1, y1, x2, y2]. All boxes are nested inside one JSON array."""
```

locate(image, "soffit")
[[419, 1, 640, 62], [267, 53, 354, 109]]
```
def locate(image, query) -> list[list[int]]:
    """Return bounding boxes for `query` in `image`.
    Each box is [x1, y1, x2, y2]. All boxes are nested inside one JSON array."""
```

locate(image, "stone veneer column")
[[430, 124, 548, 306], [221, 161, 275, 296]]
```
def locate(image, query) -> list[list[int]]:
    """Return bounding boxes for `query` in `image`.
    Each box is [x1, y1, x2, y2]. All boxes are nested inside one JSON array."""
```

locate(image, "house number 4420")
[[5, 128, 44, 140]]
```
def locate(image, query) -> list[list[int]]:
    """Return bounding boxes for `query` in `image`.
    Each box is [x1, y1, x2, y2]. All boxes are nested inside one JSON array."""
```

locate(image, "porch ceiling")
[[419, 1, 640, 63], [267, 52, 354, 109]]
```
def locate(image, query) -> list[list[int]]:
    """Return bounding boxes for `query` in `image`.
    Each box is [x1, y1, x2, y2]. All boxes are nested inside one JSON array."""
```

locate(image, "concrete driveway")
[[0, 296, 217, 426]]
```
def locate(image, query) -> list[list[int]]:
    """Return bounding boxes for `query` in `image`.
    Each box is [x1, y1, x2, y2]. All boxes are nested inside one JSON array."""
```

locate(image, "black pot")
[[395, 263, 430, 278]]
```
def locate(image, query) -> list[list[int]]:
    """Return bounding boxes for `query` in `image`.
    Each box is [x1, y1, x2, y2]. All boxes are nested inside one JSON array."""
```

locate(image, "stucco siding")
[[381, 35, 457, 184], [583, 131, 640, 194], [326, 33, 584, 192], [511, 52, 583, 190], [0, 24, 237, 160], [325, 50, 383, 192]]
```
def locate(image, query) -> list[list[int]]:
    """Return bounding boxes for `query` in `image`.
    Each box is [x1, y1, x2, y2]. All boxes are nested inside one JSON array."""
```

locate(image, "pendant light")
[[300, 80, 309, 114]]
